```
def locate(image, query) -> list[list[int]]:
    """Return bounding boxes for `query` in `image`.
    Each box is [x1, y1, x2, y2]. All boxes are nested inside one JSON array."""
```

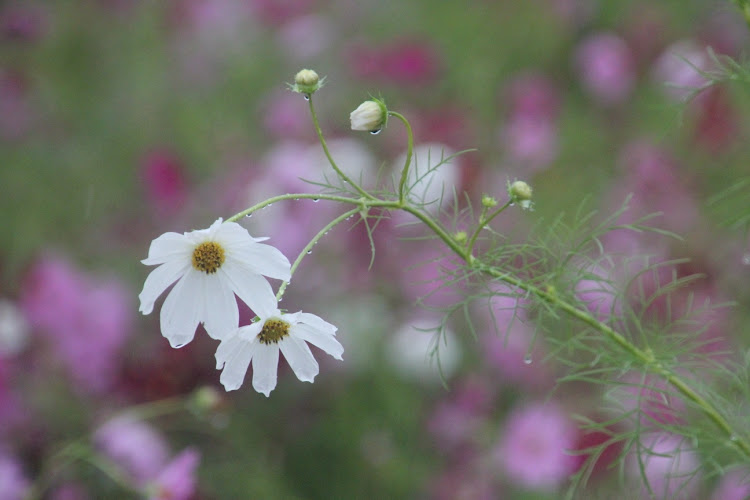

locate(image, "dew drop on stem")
[[370, 129, 381, 135], [523, 354, 532, 365]]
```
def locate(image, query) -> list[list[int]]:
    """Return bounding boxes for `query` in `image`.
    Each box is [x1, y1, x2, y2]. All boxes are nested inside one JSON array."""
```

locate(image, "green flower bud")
[[454, 231, 468, 244], [350, 98, 388, 133], [508, 180, 533, 210], [481, 194, 498, 208], [289, 69, 324, 96]]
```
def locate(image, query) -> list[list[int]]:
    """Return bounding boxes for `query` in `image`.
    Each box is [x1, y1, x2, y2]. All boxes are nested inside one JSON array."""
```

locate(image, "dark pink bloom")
[[575, 32, 635, 104], [147, 448, 201, 500], [140, 150, 189, 218], [348, 39, 441, 85], [495, 402, 578, 491]]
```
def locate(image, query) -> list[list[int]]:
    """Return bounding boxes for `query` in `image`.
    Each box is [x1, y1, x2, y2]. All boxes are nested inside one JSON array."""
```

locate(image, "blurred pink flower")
[[427, 377, 493, 451], [627, 432, 701, 499], [20, 255, 133, 392], [0, 5, 47, 42], [261, 90, 315, 140], [495, 401, 578, 491], [94, 416, 171, 485], [250, 0, 314, 25], [146, 448, 201, 500], [711, 469, 750, 500], [140, 150, 189, 218], [277, 14, 334, 60], [500, 73, 560, 171], [49, 482, 90, 500], [574, 263, 623, 322], [652, 40, 710, 101], [481, 322, 551, 390], [614, 372, 686, 427], [574, 32, 635, 104], [348, 39, 441, 85], [0, 450, 30, 500]]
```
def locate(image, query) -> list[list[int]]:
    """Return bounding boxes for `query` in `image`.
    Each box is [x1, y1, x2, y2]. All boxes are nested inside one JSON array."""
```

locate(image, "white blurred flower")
[[396, 143, 460, 214], [0, 299, 30, 356], [387, 316, 462, 383], [215, 306, 343, 395], [139, 219, 291, 348]]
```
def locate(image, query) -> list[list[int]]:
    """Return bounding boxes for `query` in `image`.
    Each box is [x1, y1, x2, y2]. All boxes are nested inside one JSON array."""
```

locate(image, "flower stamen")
[[258, 318, 290, 344], [192, 242, 225, 274]]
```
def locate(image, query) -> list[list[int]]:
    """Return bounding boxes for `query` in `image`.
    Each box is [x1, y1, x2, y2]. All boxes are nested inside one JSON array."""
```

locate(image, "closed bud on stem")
[[481, 194, 498, 208], [350, 98, 388, 133], [289, 69, 324, 96], [454, 231, 468, 244], [508, 180, 533, 210]]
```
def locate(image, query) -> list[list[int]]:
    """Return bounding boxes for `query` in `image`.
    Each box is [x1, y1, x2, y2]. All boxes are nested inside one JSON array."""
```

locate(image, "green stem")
[[388, 111, 414, 205], [276, 208, 361, 301], [465, 200, 512, 256], [308, 96, 375, 200]]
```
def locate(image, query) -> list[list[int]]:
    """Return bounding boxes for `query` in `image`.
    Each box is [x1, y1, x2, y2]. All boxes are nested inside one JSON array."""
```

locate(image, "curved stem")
[[465, 200, 512, 256], [276, 208, 361, 301], [225, 193, 363, 223], [308, 96, 375, 200], [388, 111, 414, 205]]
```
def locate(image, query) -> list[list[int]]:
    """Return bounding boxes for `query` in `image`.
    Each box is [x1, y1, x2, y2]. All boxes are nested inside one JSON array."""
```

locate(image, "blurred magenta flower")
[[574, 32, 635, 104], [574, 263, 623, 322], [427, 377, 493, 451], [0, 4, 47, 42], [348, 39, 441, 85], [140, 150, 189, 218], [494, 401, 578, 491], [146, 448, 201, 500], [94, 416, 171, 485], [627, 432, 701, 499], [652, 39, 710, 100], [20, 255, 133, 392], [710, 468, 750, 500], [500, 73, 560, 171], [0, 449, 30, 500]]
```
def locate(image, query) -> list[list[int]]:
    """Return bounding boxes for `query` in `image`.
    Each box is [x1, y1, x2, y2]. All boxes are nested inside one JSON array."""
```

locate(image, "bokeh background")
[[2, 0, 750, 498]]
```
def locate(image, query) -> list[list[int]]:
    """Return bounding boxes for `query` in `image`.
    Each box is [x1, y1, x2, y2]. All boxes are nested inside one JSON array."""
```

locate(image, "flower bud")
[[481, 194, 498, 208], [454, 231, 468, 244], [289, 69, 324, 95], [508, 180, 533, 210], [350, 98, 387, 133]]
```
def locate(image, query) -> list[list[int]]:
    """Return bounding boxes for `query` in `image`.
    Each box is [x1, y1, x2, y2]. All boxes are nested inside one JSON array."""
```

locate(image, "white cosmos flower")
[[215, 306, 343, 395], [138, 218, 291, 348]]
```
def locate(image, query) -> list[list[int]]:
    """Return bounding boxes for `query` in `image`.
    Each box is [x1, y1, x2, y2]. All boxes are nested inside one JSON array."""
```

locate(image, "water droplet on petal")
[[370, 129, 381, 135]]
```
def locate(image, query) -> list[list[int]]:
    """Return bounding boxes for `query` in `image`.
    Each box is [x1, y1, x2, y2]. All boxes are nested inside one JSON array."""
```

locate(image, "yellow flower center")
[[192, 241, 225, 274], [258, 318, 291, 345]]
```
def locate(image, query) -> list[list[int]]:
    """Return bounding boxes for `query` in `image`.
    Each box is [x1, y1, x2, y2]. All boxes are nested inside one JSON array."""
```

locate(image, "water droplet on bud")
[[303, 94, 310, 101]]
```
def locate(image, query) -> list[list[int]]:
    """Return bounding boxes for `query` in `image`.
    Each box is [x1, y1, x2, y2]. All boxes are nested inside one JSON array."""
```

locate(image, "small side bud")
[[350, 98, 388, 133], [481, 194, 498, 208], [289, 69, 324, 96], [454, 231, 468, 244], [508, 180, 533, 210]]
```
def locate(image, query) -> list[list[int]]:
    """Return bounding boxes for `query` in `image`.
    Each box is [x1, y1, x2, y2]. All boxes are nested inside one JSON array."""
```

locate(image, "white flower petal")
[[215, 221, 269, 246], [216, 334, 258, 391], [293, 323, 344, 360], [280, 335, 319, 383], [221, 261, 278, 318], [142, 232, 193, 265], [252, 345, 279, 397], [228, 243, 291, 281], [160, 271, 203, 348], [200, 274, 239, 340], [138, 259, 190, 314], [298, 312, 338, 336]]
